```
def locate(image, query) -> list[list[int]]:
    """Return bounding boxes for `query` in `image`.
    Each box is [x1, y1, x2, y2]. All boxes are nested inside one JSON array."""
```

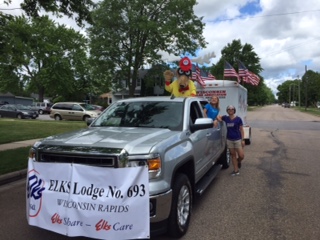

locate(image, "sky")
[[1, 0, 320, 97]]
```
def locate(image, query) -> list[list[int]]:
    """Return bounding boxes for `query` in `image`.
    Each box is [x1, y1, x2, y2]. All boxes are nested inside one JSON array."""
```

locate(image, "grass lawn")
[[0, 119, 87, 144], [1, 147, 30, 175], [0, 119, 87, 175], [295, 107, 320, 117]]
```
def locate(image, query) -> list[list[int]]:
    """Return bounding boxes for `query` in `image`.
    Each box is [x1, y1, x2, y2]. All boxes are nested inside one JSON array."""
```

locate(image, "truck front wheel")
[[168, 173, 192, 238]]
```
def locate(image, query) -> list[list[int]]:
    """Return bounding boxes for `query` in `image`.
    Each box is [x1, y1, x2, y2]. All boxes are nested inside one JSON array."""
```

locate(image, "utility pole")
[[289, 85, 291, 104], [304, 65, 308, 110], [297, 75, 301, 107]]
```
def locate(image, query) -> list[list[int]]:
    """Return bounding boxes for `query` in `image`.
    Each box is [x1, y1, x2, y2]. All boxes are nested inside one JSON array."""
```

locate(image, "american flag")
[[238, 60, 249, 78], [224, 61, 240, 82], [195, 64, 206, 87], [191, 64, 216, 87], [238, 60, 260, 86], [245, 71, 260, 86], [207, 73, 216, 80]]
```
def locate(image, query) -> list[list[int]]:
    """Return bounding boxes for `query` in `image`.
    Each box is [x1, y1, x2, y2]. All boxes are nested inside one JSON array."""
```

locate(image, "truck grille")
[[36, 145, 122, 167], [39, 153, 116, 166]]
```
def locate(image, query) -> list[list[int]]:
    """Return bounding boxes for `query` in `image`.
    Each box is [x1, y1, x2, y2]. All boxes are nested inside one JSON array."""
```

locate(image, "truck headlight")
[[118, 149, 129, 167], [28, 142, 42, 161], [29, 147, 36, 160], [128, 154, 161, 179]]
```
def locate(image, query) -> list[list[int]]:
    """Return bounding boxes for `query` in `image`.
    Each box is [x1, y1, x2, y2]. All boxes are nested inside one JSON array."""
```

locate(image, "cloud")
[[193, 0, 320, 96], [2, 0, 320, 96]]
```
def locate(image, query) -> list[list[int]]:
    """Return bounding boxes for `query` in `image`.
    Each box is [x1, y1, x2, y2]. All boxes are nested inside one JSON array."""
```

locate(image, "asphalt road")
[[37, 113, 53, 121], [1, 105, 320, 240]]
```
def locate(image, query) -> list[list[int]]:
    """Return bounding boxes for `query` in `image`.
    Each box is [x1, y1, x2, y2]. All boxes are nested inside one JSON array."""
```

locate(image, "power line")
[[262, 39, 320, 57], [219, 9, 320, 21], [257, 9, 320, 18]]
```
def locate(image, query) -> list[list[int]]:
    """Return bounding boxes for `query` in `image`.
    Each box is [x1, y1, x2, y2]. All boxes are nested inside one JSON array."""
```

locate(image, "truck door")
[[189, 101, 211, 181], [199, 100, 222, 164]]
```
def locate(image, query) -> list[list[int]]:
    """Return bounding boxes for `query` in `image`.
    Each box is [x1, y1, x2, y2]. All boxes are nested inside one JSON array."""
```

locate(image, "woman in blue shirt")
[[203, 95, 220, 127], [219, 105, 245, 176]]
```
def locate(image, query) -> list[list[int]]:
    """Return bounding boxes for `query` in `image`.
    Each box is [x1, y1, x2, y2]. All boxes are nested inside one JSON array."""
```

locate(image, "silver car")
[[49, 102, 101, 121]]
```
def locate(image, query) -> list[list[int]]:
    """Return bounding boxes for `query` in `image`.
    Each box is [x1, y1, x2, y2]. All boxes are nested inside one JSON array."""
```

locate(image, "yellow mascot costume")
[[163, 57, 196, 97]]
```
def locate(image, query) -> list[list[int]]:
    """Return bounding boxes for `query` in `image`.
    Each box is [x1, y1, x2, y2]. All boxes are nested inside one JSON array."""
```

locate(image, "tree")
[[88, 0, 207, 97], [211, 39, 263, 79], [0, 10, 21, 94], [277, 71, 320, 108], [277, 80, 297, 104], [301, 70, 320, 107], [210, 39, 274, 105], [0, 15, 90, 101], [143, 63, 169, 96], [246, 81, 275, 105], [0, 66, 25, 96], [18, 0, 95, 27], [0, 2, 13, 67]]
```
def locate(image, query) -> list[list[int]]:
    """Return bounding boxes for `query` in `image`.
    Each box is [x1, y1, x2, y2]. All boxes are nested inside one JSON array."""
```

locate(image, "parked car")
[[0, 101, 9, 107], [49, 102, 101, 121], [92, 104, 105, 112], [30, 102, 53, 114], [0, 104, 38, 119], [284, 103, 290, 108]]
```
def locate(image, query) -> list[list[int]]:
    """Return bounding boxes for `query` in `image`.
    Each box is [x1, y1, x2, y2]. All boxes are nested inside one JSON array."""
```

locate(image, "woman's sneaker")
[[231, 171, 240, 176]]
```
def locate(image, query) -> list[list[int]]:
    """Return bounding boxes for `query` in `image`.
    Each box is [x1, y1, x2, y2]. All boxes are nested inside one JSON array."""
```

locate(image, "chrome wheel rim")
[[177, 185, 190, 227]]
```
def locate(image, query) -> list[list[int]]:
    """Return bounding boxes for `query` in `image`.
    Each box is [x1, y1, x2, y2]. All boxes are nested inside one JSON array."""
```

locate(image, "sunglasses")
[[227, 108, 235, 111]]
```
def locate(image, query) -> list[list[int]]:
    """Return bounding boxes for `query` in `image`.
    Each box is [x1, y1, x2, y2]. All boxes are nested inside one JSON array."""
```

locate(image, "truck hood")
[[40, 127, 177, 154]]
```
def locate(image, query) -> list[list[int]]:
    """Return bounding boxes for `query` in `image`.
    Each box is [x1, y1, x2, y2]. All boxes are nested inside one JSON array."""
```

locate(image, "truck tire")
[[245, 129, 251, 145], [218, 146, 230, 169], [168, 173, 192, 238]]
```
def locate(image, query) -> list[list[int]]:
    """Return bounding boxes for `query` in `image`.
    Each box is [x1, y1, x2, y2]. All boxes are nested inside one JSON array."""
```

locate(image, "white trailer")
[[196, 80, 252, 145]]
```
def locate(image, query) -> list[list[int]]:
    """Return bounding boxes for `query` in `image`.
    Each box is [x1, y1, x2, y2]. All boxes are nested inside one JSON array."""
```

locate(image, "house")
[[109, 69, 165, 102], [103, 65, 215, 102], [0, 92, 33, 106]]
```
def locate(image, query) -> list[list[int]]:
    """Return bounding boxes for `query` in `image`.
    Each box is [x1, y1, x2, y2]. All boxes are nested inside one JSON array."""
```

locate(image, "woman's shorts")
[[227, 139, 242, 149]]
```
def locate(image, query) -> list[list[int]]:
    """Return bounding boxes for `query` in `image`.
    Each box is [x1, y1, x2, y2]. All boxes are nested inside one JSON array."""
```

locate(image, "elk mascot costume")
[[163, 57, 196, 97]]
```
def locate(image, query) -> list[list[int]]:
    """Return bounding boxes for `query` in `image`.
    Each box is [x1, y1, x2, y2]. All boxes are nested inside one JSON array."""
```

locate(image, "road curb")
[[0, 169, 27, 186], [0, 139, 41, 151]]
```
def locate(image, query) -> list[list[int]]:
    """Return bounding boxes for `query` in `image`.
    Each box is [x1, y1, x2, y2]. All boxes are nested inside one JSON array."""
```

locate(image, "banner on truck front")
[[26, 159, 150, 239]]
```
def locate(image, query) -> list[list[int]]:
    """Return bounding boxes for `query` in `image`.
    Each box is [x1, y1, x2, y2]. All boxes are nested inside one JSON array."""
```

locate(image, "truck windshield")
[[91, 101, 183, 130]]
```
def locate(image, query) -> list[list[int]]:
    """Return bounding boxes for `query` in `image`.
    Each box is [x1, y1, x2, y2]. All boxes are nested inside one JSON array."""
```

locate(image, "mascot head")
[[177, 57, 192, 89]]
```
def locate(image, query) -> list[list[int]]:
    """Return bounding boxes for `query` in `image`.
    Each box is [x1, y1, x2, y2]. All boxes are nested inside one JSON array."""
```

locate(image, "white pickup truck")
[[28, 96, 230, 238]]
